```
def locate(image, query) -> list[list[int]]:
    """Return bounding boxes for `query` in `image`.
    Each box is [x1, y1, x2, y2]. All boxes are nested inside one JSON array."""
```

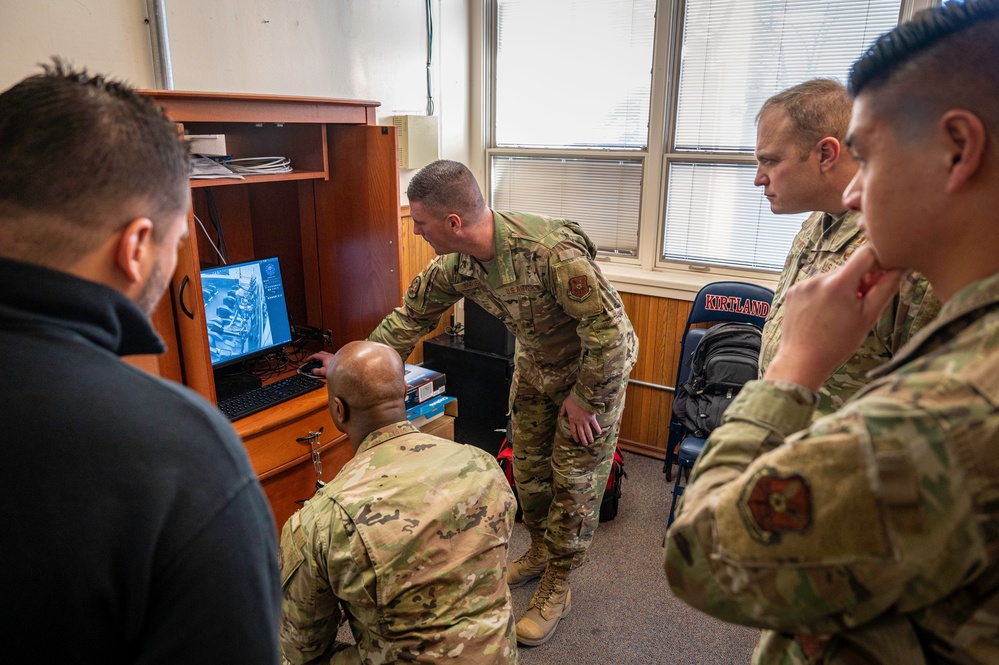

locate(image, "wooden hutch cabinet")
[[132, 91, 401, 529]]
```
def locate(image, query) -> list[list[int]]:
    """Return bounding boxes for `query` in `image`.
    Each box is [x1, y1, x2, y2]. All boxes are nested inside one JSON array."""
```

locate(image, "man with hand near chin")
[[667, 1, 999, 663]]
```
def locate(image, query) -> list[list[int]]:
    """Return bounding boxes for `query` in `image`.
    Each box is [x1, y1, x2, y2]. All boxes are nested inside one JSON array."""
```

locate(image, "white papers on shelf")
[[190, 155, 244, 180]]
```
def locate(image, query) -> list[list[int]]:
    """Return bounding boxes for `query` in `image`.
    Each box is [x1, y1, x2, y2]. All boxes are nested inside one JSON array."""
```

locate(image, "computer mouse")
[[297, 359, 325, 378]]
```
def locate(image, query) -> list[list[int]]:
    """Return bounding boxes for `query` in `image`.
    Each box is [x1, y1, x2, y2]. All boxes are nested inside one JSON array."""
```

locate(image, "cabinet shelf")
[[190, 169, 328, 188], [138, 90, 402, 530]]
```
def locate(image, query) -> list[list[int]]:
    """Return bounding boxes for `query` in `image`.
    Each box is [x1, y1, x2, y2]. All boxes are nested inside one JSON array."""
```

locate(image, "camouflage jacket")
[[368, 211, 638, 414], [279, 422, 518, 665], [759, 210, 940, 415], [665, 271, 999, 664]]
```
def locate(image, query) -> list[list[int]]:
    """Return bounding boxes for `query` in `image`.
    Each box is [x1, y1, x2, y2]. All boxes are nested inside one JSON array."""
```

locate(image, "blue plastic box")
[[406, 394, 455, 422]]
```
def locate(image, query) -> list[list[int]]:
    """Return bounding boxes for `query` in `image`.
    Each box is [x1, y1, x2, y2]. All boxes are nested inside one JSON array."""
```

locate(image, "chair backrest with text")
[[663, 281, 774, 478], [687, 281, 773, 329], [664, 281, 773, 528]]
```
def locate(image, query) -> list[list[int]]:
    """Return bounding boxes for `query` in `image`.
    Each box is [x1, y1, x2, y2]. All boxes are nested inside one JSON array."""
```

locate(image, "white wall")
[[0, 0, 153, 88], [0, 0, 475, 200]]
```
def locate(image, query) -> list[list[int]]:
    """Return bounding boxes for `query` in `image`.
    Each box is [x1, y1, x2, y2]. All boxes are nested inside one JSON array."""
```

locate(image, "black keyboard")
[[218, 374, 325, 421]]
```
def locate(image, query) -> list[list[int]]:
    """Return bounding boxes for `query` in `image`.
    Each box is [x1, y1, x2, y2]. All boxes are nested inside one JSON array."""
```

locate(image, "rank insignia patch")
[[738, 466, 812, 544], [407, 275, 422, 300], [568, 275, 591, 301]]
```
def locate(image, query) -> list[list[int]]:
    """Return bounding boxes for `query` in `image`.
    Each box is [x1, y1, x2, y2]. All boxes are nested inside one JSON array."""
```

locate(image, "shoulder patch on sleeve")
[[568, 275, 592, 301], [407, 274, 422, 300], [554, 257, 602, 318], [404, 258, 446, 315], [738, 467, 812, 544], [712, 433, 893, 564]]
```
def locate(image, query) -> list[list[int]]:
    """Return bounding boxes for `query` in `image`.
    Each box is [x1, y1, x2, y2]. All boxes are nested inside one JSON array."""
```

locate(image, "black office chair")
[[664, 281, 774, 528]]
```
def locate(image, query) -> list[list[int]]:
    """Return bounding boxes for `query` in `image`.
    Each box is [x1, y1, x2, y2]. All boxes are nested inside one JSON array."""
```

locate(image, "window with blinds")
[[491, 156, 643, 255], [490, 0, 907, 271], [664, 163, 804, 270], [674, 0, 900, 153], [491, 0, 655, 255], [662, 0, 900, 270], [494, 0, 655, 149]]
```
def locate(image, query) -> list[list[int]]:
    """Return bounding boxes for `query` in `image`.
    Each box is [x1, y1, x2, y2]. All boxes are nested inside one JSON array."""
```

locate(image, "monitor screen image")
[[200, 256, 294, 368]]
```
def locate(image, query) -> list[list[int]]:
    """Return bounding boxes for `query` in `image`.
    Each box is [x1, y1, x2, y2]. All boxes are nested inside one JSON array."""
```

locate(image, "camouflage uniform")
[[369, 211, 638, 569], [279, 422, 518, 664], [665, 271, 999, 664], [759, 210, 940, 415]]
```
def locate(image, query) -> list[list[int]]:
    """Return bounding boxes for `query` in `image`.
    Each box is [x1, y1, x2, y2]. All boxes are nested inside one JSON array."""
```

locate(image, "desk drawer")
[[235, 392, 347, 477]]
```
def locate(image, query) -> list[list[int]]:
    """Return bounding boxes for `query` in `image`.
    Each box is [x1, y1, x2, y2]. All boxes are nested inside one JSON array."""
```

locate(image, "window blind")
[[663, 162, 809, 270], [491, 0, 904, 270], [663, 0, 899, 271], [495, 0, 656, 149], [674, 0, 900, 152], [491, 156, 642, 255]]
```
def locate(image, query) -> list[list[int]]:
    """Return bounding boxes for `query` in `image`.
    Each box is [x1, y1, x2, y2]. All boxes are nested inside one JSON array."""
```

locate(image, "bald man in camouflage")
[[308, 159, 638, 645], [280, 341, 518, 664], [667, 1, 999, 663]]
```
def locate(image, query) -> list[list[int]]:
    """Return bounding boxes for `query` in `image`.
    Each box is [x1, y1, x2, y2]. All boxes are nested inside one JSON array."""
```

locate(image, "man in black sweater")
[[0, 60, 281, 663]]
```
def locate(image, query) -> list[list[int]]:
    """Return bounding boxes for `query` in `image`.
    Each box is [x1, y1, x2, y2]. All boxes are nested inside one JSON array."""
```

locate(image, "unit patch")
[[738, 466, 812, 544], [568, 275, 592, 301], [407, 275, 422, 300], [555, 257, 601, 317]]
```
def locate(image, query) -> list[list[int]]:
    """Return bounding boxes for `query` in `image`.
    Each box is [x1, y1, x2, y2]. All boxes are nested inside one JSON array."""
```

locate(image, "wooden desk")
[[132, 91, 402, 527], [233, 389, 349, 530]]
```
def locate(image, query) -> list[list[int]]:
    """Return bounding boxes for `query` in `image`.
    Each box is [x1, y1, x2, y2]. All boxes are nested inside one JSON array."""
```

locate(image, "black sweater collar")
[[0, 257, 165, 357]]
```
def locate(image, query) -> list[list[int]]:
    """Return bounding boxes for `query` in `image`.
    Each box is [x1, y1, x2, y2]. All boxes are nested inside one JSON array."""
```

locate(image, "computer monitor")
[[200, 256, 294, 369]]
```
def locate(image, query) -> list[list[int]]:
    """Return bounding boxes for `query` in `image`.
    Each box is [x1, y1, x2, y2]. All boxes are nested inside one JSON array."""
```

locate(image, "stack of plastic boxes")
[[404, 364, 454, 426]]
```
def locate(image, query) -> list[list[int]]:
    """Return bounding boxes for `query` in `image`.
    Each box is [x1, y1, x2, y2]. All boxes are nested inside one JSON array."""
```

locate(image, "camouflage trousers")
[[279, 641, 360, 665], [753, 616, 927, 665], [510, 377, 626, 570]]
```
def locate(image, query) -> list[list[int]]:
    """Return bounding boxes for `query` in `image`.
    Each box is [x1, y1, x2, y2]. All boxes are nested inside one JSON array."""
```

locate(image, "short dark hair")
[[0, 58, 190, 265], [758, 79, 852, 156], [849, 0, 999, 140], [406, 159, 485, 221]]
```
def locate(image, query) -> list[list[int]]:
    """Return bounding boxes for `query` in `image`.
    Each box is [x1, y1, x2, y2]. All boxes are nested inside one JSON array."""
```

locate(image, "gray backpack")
[[672, 322, 762, 438]]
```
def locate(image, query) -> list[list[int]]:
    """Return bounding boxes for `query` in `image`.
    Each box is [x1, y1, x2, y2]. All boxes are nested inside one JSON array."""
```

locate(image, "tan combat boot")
[[507, 533, 548, 588], [515, 564, 571, 646]]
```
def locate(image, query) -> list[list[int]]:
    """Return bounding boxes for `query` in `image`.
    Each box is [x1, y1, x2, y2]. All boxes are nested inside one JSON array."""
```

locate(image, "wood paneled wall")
[[616, 293, 694, 460], [397, 206, 698, 460]]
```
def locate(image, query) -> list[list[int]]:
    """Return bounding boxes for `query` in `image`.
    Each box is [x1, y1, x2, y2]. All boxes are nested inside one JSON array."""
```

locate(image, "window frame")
[[484, 0, 938, 292]]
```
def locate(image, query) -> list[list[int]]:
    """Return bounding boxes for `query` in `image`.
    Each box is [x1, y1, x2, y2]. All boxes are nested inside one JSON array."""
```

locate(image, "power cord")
[[193, 213, 227, 265], [226, 156, 292, 175], [205, 188, 228, 262]]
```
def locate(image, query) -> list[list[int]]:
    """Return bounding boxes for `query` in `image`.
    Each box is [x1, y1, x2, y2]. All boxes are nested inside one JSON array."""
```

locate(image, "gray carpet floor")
[[509, 451, 759, 665]]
